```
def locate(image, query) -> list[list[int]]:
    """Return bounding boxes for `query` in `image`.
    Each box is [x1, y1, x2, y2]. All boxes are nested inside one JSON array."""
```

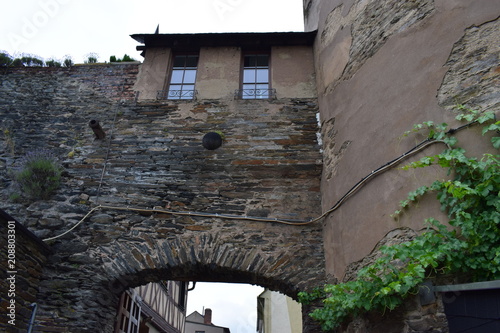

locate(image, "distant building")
[[257, 289, 302, 333], [185, 308, 230, 333], [115, 281, 188, 333]]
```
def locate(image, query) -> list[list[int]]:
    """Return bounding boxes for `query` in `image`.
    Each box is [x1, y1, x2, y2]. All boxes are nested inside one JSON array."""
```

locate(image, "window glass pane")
[[244, 55, 256, 67], [170, 70, 184, 84], [243, 84, 256, 91], [182, 85, 195, 91], [168, 85, 182, 99], [256, 69, 268, 83], [185, 55, 198, 67], [180, 86, 195, 99], [243, 69, 256, 83], [256, 84, 269, 99], [173, 56, 186, 67], [169, 84, 182, 91], [242, 84, 255, 99], [256, 55, 268, 66], [243, 84, 257, 99], [183, 70, 197, 84]]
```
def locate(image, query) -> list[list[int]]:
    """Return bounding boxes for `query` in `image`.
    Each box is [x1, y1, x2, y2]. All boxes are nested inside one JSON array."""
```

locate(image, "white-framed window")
[[167, 54, 199, 100], [241, 52, 270, 99], [115, 290, 142, 333]]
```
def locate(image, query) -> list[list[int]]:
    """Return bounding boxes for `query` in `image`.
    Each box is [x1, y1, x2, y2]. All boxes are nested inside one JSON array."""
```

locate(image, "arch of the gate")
[[96, 214, 325, 293], [34, 211, 325, 333]]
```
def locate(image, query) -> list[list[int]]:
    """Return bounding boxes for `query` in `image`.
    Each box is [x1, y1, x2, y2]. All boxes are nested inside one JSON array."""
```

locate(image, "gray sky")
[[1, 0, 305, 63], [1, 1, 303, 332], [187, 282, 264, 333]]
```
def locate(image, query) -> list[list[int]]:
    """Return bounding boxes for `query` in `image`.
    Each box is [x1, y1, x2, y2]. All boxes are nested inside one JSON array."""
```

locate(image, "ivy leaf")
[[444, 136, 458, 147], [478, 113, 497, 124], [462, 113, 475, 122], [492, 137, 500, 149]]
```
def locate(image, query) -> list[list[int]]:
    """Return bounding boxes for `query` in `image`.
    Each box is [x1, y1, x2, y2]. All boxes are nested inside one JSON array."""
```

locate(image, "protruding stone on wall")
[[438, 18, 500, 111], [320, 117, 352, 181]]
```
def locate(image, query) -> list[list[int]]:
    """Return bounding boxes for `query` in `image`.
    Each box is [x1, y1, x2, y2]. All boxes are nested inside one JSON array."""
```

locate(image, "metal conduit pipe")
[[27, 303, 37, 333]]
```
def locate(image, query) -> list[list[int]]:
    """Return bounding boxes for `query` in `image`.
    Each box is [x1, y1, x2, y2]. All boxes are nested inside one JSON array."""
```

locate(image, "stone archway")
[[0, 65, 325, 333], [34, 210, 325, 332]]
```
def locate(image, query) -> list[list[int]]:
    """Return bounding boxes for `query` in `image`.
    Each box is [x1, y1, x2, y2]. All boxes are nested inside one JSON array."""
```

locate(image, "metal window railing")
[[234, 88, 277, 100], [157, 90, 197, 100]]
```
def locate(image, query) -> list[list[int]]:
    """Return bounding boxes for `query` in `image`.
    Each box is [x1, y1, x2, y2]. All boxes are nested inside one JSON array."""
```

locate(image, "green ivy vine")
[[298, 106, 500, 331]]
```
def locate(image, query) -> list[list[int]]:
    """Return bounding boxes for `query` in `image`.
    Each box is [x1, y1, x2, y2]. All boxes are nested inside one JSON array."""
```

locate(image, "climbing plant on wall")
[[10, 150, 63, 201], [298, 106, 500, 332]]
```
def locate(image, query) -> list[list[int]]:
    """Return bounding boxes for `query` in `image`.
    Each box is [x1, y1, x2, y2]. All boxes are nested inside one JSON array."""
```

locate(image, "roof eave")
[[130, 30, 317, 50]]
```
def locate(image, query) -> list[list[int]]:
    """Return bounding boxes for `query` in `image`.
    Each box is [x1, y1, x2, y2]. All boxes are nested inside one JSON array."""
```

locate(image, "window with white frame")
[[241, 52, 271, 99], [166, 54, 198, 100], [115, 290, 141, 333]]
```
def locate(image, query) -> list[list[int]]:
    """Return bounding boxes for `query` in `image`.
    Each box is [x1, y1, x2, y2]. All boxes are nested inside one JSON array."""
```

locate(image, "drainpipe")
[[27, 303, 37, 333], [89, 120, 106, 139]]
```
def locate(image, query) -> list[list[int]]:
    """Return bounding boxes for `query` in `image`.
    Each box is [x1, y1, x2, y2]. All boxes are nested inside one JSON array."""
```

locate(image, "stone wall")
[[437, 18, 500, 113], [0, 210, 51, 333], [0, 63, 325, 332]]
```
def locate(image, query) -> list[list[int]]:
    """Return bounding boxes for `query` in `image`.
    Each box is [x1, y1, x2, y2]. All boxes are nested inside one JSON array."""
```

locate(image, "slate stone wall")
[[0, 212, 51, 333], [437, 18, 500, 112], [0, 63, 325, 332]]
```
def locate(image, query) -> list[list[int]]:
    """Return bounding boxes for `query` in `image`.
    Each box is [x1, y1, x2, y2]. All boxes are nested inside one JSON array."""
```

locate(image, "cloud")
[[0, 0, 304, 63], [187, 282, 264, 333]]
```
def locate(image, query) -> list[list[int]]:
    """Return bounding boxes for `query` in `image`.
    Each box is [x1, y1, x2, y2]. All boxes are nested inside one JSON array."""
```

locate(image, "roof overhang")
[[130, 31, 317, 52]]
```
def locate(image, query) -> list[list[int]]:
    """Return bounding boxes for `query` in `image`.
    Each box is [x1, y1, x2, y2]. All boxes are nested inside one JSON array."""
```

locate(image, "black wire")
[[320, 120, 478, 221]]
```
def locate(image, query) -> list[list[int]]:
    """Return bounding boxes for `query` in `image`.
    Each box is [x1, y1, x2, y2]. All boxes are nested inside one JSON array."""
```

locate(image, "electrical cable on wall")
[[95, 66, 127, 204], [42, 120, 478, 242]]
